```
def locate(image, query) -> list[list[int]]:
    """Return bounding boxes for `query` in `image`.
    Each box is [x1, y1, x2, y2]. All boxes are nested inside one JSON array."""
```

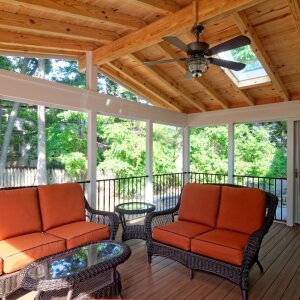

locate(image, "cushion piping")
[[192, 237, 246, 251], [48, 225, 109, 242], [1, 238, 65, 259]]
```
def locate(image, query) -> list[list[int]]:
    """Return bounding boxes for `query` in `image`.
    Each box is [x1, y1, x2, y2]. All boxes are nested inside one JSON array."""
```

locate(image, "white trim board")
[[0, 69, 187, 127], [188, 101, 300, 127]]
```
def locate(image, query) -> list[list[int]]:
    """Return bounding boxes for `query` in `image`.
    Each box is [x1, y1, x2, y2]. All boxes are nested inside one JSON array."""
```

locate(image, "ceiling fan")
[[144, 23, 251, 79]]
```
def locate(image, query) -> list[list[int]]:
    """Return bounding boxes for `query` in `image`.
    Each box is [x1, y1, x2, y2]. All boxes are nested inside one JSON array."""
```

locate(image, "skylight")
[[217, 45, 270, 87]]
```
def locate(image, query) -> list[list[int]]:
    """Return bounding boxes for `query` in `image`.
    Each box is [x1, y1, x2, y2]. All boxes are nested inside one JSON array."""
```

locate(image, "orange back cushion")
[[178, 184, 221, 227], [0, 188, 42, 240], [38, 183, 86, 231], [217, 186, 266, 234]]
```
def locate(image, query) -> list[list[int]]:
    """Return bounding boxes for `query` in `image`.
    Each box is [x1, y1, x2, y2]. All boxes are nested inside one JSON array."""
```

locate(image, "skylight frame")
[[216, 45, 271, 89]]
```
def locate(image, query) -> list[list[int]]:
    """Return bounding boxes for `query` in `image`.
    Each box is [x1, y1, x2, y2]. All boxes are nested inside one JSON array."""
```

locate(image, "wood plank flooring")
[[9, 223, 300, 300]]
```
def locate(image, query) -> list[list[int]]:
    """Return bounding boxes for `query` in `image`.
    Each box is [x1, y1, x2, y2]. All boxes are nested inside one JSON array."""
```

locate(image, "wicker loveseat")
[[145, 183, 278, 300], [0, 182, 119, 300]]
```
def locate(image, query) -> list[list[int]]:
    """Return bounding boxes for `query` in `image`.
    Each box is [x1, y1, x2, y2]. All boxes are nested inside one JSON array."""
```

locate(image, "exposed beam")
[[157, 41, 230, 109], [2, 0, 146, 30], [0, 11, 117, 43], [132, 0, 180, 14], [0, 44, 80, 60], [0, 29, 99, 52], [130, 53, 207, 112], [0, 69, 187, 127], [100, 65, 174, 111], [233, 11, 290, 101], [107, 61, 183, 112], [90, 0, 264, 66], [287, 0, 300, 38]]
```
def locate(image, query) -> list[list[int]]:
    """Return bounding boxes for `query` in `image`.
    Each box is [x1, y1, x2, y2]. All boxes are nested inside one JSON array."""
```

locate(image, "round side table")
[[115, 202, 155, 242]]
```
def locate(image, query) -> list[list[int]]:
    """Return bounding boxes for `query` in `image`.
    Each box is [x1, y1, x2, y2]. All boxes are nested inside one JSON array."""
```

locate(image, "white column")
[[183, 126, 190, 184], [146, 120, 153, 203], [286, 119, 295, 226], [228, 123, 235, 184], [86, 52, 98, 208]]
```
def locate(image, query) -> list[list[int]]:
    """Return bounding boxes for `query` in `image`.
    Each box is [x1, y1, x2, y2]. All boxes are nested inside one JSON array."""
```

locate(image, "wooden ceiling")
[[1, 0, 300, 113]]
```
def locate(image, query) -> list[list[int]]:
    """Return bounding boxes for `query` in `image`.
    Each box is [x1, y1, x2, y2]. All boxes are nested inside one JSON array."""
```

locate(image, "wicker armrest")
[[145, 206, 178, 244], [85, 200, 119, 240]]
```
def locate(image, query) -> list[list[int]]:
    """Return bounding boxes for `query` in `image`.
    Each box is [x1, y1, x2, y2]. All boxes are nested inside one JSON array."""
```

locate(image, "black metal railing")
[[96, 176, 147, 213], [153, 172, 186, 211], [233, 175, 287, 222], [189, 172, 228, 184]]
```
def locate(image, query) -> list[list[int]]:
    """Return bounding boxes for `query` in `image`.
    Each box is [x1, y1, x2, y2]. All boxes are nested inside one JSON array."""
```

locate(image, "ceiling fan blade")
[[163, 36, 188, 52], [144, 58, 186, 66], [205, 35, 251, 56], [208, 57, 246, 71], [183, 71, 193, 80]]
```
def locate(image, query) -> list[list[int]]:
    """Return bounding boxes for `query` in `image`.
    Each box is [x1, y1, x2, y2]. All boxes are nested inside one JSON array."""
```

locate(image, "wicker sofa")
[[145, 183, 278, 300], [0, 182, 119, 300]]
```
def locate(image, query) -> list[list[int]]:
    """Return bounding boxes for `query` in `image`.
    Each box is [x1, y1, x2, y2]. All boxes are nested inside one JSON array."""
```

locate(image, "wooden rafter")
[[87, 0, 264, 66], [2, 0, 146, 30], [131, 0, 180, 14], [157, 41, 230, 109], [100, 65, 179, 112], [107, 61, 184, 112], [0, 29, 99, 52], [233, 11, 290, 101], [129, 53, 207, 112], [218, 69, 255, 106], [287, 0, 300, 38], [0, 11, 117, 43]]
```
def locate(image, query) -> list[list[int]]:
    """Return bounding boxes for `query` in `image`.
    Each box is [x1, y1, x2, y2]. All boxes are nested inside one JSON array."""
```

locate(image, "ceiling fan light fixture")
[[186, 57, 208, 77]]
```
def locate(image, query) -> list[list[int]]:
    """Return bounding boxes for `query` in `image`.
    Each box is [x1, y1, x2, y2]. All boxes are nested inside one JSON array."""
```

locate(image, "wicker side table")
[[21, 241, 131, 300], [115, 202, 155, 242]]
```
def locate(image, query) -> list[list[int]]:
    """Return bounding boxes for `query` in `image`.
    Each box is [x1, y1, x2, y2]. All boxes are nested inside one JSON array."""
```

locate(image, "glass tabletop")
[[115, 202, 155, 213], [27, 241, 125, 280]]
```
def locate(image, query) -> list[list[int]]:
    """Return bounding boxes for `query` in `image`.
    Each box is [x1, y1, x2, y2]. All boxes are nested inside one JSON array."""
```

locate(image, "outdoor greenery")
[[0, 56, 287, 182]]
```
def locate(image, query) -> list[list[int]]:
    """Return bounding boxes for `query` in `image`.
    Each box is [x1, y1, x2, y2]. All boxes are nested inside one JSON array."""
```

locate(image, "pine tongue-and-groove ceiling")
[[0, 0, 300, 113]]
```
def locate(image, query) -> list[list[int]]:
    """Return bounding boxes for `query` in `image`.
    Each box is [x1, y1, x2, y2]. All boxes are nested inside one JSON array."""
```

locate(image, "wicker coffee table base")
[[33, 270, 122, 300]]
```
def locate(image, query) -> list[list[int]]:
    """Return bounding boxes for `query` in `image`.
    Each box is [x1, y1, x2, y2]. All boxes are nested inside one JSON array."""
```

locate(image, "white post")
[[286, 119, 295, 226], [86, 52, 98, 208], [183, 126, 190, 184], [146, 120, 153, 203], [228, 123, 235, 184]]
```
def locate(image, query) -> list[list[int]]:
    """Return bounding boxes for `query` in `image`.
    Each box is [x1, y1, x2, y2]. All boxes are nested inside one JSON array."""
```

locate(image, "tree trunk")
[[175, 127, 183, 172], [0, 58, 32, 176], [36, 59, 47, 185]]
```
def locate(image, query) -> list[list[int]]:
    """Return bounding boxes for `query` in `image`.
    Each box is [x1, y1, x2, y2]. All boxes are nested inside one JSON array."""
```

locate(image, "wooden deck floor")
[[10, 223, 300, 300]]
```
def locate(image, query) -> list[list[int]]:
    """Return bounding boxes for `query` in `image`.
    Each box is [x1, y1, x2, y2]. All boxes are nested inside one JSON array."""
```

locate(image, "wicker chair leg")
[[242, 289, 248, 300], [189, 269, 194, 280], [257, 260, 264, 272], [148, 255, 152, 264]]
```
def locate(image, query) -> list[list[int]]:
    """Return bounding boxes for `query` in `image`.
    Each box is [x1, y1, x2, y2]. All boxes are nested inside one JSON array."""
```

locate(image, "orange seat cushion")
[[0, 232, 65, 274], [38, 183, 86, 231], [191, 229, 249, 265], [46, 221, 110, 249], [217, 186, 266, 234], [178, 184, 221, 227], [0, 187, 41, 240], [153, 220, 213, 251]]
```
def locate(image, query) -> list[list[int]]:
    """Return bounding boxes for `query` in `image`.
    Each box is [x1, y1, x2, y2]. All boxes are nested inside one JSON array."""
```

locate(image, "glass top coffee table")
[[21, 241, 131, 300], [115, 202, 155, 242]]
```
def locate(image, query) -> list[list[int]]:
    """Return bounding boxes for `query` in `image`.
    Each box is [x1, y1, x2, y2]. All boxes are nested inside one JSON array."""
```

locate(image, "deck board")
[[8, 223, 300, 300]]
